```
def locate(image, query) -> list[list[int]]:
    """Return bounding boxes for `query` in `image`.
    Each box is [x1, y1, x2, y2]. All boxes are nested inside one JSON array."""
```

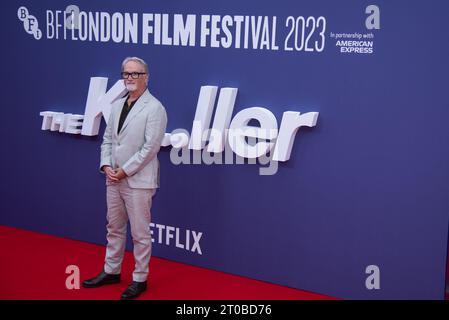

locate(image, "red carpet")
[[0, 225, 334, 300]]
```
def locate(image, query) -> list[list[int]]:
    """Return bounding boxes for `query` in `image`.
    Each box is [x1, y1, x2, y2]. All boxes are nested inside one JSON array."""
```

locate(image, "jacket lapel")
[[118, 90, 150, 135], [113, 96, 128, 138]]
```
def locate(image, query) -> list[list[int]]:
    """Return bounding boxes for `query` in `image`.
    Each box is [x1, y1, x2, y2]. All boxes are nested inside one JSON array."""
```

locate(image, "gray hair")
[[121, 56, 149, 74]]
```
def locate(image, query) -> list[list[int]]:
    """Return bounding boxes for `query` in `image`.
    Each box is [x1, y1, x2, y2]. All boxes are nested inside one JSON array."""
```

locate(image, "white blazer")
[[100, 89, 168, 189]]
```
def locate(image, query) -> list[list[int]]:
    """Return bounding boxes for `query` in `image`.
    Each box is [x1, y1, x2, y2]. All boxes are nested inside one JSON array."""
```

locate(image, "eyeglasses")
[[121, 72, 147, 79]]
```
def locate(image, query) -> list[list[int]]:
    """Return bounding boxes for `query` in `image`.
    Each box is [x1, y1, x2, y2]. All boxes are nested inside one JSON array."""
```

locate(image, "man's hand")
[[103, 166, 119, 183], [102, 166, 127, 183], [113, 168, 127, 180]]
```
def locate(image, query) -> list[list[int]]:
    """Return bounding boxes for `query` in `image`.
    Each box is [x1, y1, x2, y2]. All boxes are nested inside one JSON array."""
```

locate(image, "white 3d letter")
[[207, 87, 238, 153], [188, 86, 218, 150], [272, 111, 319, 161], [81, 77, 127, 136], [228, 107, 278, 159]]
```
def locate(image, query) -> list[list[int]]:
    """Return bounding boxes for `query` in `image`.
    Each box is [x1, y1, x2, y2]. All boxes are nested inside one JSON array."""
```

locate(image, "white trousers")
[[103, 179, 155, 282]]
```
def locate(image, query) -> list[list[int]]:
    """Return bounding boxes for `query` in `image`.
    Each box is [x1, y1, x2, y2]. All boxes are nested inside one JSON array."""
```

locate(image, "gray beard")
[[126, 84, 137, 91]]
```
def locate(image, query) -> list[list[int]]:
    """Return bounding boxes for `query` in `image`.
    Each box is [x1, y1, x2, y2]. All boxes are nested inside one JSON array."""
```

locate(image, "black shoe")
[[82, 271, 121, 288], [120, 281, 147, 300]]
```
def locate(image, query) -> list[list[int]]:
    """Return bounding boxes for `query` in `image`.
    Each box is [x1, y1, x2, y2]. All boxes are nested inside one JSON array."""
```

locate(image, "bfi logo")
[[17, 6, 42, 40]]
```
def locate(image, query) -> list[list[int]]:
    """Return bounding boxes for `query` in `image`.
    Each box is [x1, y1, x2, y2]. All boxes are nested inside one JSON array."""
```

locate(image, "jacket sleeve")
[[99, 110, 114, 173], [122, 104, 168, 177]]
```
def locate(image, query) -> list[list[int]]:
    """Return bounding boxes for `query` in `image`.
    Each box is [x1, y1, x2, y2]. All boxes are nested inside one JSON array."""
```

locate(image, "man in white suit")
[[83, 57, 167, 300]]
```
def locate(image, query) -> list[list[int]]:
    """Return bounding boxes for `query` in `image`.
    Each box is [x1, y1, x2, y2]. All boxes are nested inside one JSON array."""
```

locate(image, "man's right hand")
[[103, 166, 119, 183]]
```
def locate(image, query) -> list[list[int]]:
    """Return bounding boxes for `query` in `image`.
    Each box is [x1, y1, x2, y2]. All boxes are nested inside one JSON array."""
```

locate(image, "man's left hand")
[[112, 168, 127, 180]]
